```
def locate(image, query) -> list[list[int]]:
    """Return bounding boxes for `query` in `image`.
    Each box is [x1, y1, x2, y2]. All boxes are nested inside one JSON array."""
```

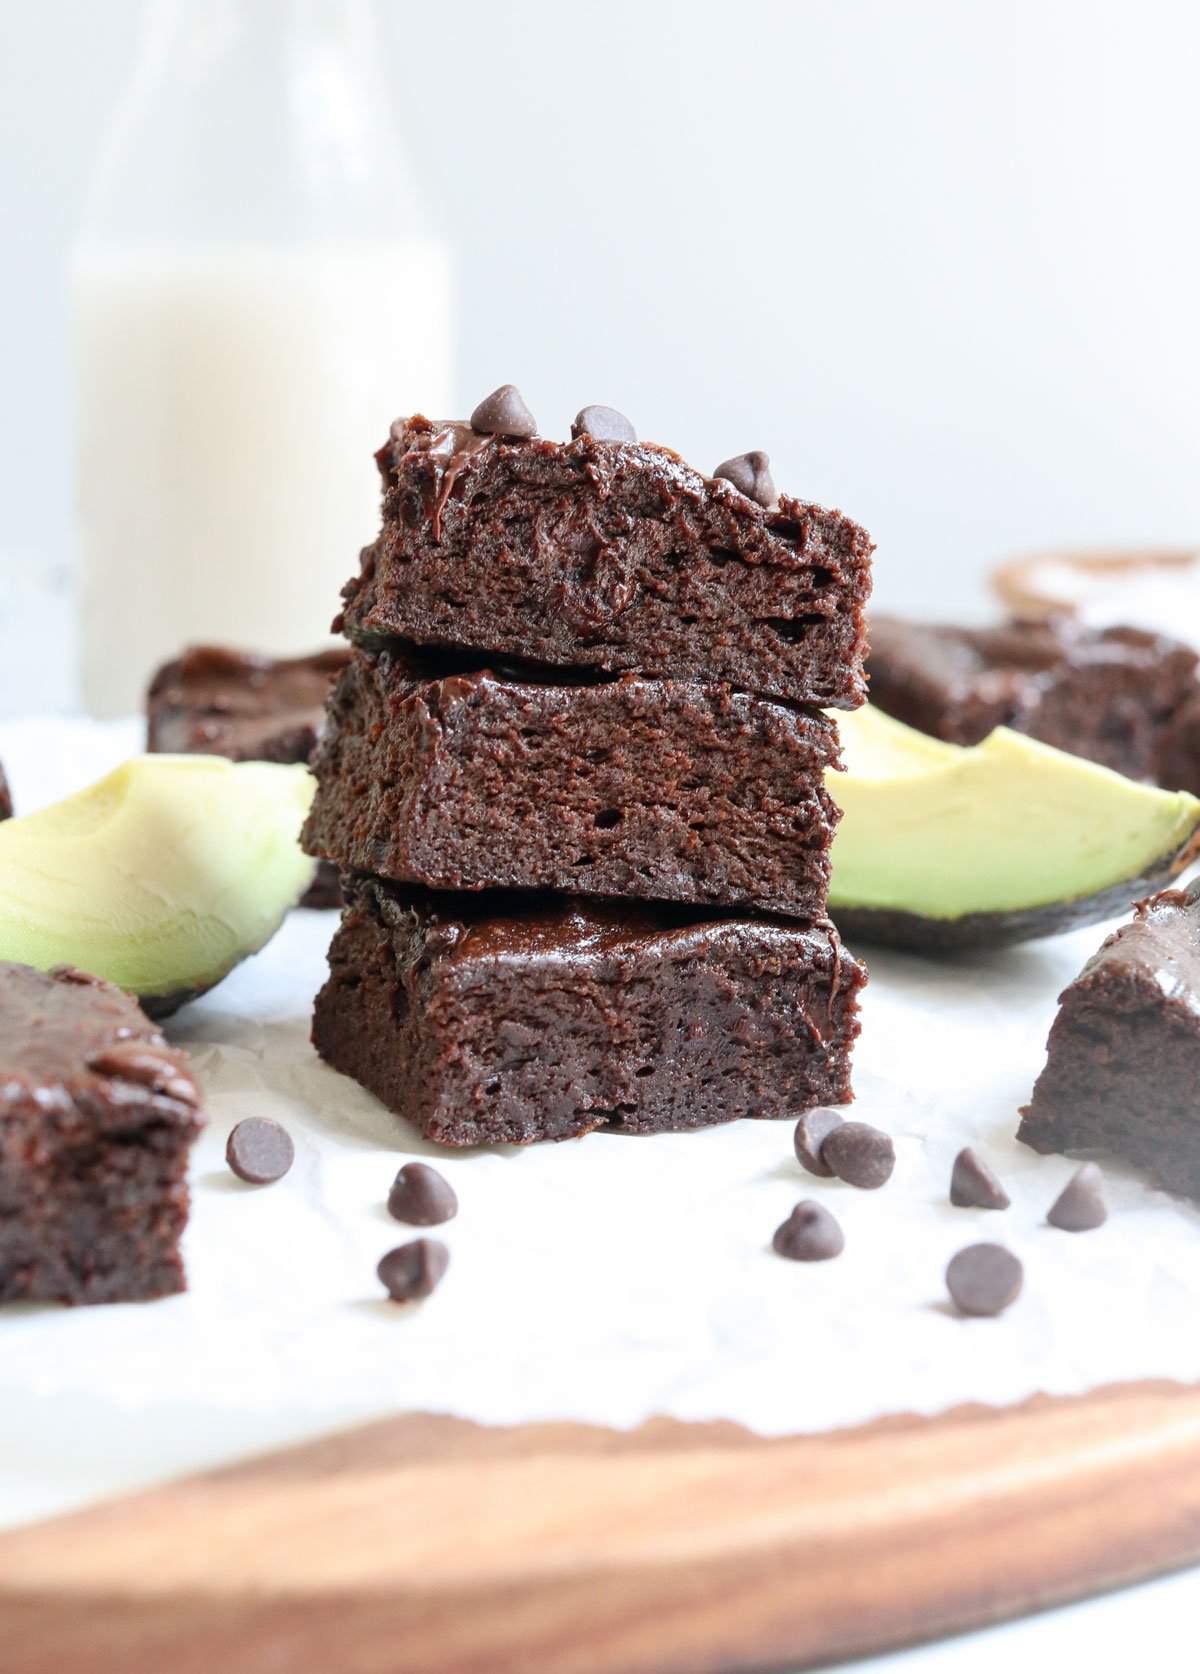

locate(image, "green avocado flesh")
[[829, 707, 1200, 950], [0, 755, 316, 1012]]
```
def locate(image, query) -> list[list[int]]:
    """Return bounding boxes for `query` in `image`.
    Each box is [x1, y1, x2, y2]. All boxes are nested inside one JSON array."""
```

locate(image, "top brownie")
[[868, 614, 1200, 790], [338, 416, 873, 708], [147, 645, 352, 763]]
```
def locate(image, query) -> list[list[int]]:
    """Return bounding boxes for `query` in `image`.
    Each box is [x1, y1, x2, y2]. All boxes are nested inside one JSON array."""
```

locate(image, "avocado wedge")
[[0, 755, 316, 1014], [829, 707, 1200, 951]]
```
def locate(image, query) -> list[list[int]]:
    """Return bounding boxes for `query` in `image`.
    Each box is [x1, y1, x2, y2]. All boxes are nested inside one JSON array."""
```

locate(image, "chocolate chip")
[[469, 384, 537, 438], [388, 1162, 458, 1226], [773, 1200, 844, 1262], [822, 1121, 895, 1190], [571, 405, 636, 443], [950, 1146, 1011, 1210], [226, 1117, 295, 1185], [714, 450, 776, 508], [945, 1243, 1023, 1317], [1047, 1163, 1107, 1231], [378, 1238, 449, 1302], [793, 1106, 844, 1178], [87, 1039, 200, 1106]]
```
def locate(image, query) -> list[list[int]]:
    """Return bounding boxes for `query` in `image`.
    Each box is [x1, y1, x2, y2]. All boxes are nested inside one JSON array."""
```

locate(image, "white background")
[[4, 4, 1200, 1668], [2, 0, 1200, 712]]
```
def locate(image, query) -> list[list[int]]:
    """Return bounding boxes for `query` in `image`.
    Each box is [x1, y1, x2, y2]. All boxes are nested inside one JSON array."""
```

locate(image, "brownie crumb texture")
[[0, 961, 204, 1305]]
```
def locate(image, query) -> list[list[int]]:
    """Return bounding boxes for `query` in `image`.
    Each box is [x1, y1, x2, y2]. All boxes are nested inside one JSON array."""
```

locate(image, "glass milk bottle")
[[74, 0, 453, 717]]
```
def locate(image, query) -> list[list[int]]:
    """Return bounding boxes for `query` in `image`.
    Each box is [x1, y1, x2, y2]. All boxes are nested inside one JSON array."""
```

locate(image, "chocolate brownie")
[[0, 962, 204, 1304], [302, 646, 841, 918], [338, 417, 873, 709], [868, 614, 1200, 790], [147, 645, 351, 909], [313, 876, 865, 1147], [0, 762, 10, 821], [1019, 884, 1200, 1199]]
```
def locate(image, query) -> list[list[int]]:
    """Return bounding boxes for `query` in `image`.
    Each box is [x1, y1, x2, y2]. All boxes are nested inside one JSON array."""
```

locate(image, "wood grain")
[[4, 1383, 1200, 1674], [991, 545, 1198, 617]]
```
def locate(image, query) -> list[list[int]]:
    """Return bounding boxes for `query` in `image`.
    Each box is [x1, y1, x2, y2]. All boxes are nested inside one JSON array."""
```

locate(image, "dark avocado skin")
[[138, 986, 204, 1022], [831, 829, 1200, 953]]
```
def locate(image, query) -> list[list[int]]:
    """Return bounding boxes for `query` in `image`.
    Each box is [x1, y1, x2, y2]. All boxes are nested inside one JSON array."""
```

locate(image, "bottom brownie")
[[0, 962, 204, 1305], [313, 876, 865, 1146], [1019, 884, 1200, 1199]]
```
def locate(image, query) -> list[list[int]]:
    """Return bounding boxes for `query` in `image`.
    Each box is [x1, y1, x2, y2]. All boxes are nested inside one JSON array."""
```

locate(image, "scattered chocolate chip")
[[950, 1146, 1011, 1210], [713, 450, 776, 508], [822, 1121, 895, 1190], [226, 1117, 295, 1185], [946, 1243, 1023, 1317], [571, 404, 637, 443], [469, 384, 537, 438], [793, 1106, 844, 1178], [378, 1238, 449, 1302], [388, 1162, 458, 1226], [1047, 1163, 1107, 1231], [86, 1039, 200, 1105], [773, 1200, 844, 1262]]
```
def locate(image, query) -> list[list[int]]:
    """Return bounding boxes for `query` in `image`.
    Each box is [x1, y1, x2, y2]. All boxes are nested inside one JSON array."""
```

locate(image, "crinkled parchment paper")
[[4, 717, 1199, 1529]]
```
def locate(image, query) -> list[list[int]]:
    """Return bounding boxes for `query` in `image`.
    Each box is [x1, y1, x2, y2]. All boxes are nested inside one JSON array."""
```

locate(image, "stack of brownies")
[[303, 386, 874, 1146]]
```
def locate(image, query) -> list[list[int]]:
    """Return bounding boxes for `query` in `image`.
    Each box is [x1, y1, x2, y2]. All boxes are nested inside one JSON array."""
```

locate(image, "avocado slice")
[[0, 755, 316, 1015], [829, 706, 1200, 950]]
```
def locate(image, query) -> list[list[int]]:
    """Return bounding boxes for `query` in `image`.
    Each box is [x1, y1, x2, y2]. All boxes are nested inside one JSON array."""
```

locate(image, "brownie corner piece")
[[0, 961, 205, 1305], [340, 418, 872, 707], [146, 643, 351, 764], [1018, 884, 1200, 1199], [868, 613, 1200, 787], [313, 877, 865, 1147]]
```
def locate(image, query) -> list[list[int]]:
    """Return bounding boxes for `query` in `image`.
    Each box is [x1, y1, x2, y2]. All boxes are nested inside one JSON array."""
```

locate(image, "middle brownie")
[[303, 646, 841, 919]]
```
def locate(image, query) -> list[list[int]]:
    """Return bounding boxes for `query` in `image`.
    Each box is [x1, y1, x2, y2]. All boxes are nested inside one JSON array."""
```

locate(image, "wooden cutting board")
[[4, 1381, 1200, 1674]]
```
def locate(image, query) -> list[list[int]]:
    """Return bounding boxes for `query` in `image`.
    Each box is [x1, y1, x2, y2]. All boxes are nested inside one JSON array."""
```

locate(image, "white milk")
[[75, 242, 452, 717]]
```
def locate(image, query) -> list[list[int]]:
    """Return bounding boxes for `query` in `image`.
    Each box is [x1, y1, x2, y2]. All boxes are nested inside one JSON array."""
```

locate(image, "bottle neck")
[[81, 0, 428, 249]]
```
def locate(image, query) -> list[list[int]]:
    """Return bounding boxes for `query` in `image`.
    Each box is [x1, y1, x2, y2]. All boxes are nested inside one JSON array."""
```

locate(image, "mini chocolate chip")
[[469, 384, 537, 438], [945, 1243, 1023, 1317], [388, 1162, 458, 1226], [793, 1106, 844, 1178], [226, 1117, 295, 1185], [714, 450, 776, 508], [378, 1238, 449, 1302], [1047, 1163, 1107, 1231], [87, 1039, 200, 1107], [571, 405, 636, 443], [773, 1200, 844, 1262], [950, 1146, 1011, 1210], [822, 1121, 895, 1190]]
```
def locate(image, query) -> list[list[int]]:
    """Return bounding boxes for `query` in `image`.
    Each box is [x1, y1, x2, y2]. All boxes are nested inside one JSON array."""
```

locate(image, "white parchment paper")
[[4, 715, 1200, 1531]]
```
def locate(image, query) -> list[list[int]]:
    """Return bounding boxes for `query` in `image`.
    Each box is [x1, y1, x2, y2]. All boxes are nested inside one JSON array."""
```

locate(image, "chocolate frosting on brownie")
[[1019, 884, 1200, 1198], [0, 762, 10, 822], [339, 416, 873, 708], [0, 963, 201, 1135], [868, 614, 1200, 790]]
